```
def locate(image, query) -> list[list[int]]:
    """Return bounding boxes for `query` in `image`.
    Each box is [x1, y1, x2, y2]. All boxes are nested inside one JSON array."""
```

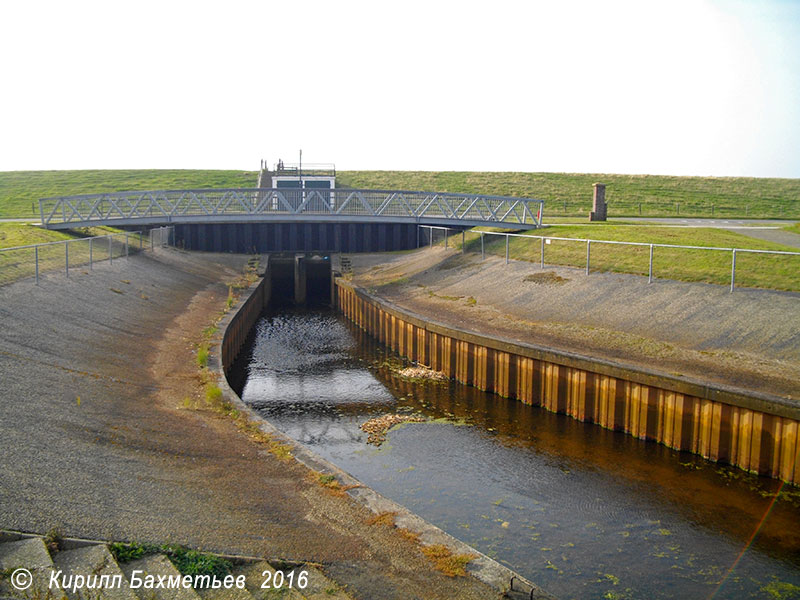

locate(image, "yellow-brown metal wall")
[[336, 284, 799, 484]]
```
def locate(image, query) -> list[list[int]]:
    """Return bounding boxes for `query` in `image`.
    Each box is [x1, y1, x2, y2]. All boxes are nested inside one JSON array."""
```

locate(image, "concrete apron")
[[212, 275, 551, 599]]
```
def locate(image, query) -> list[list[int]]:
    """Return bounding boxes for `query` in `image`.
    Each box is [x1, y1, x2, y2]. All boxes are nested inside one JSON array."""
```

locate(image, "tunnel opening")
[[305, 257, 332, 307], [266, 254, 332, 308], [268, 257, 295, 307]]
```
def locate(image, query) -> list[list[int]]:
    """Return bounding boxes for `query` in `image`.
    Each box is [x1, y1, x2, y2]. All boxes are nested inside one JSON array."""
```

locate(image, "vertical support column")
[[541, 237, 545, 268], [648, 244, 654, 283], [294, 254, 307, 306], [730, 249, 737, 292], [444, 229, 448, 249], [590, 183, 607, 221], [429, 227, 433, 248], [586, 240, 591, 275]]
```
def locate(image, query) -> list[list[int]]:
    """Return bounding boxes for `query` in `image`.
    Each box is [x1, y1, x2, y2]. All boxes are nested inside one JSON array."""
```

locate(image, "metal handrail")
[[0, 226, 173, 286], [39, 188, 545, 230], [420, 225, 800, 292]]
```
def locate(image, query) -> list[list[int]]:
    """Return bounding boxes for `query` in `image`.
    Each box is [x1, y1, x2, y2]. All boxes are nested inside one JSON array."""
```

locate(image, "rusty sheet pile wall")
[[336, 281, 800, 484]]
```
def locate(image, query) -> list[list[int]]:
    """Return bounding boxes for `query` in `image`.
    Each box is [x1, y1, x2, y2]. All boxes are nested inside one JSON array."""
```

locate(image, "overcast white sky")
[[1, 0, 798, 177]]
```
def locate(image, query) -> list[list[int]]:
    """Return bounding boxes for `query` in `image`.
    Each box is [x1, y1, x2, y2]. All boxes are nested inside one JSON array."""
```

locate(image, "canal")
[[232, 307, 800, 599]]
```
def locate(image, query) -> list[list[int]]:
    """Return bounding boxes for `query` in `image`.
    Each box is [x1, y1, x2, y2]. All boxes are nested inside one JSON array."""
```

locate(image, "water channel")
[[232, 307, 800, 599]]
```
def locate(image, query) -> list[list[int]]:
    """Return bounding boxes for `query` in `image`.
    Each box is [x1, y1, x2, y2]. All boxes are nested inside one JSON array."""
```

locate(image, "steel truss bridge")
[[39, 189, 544, 230]]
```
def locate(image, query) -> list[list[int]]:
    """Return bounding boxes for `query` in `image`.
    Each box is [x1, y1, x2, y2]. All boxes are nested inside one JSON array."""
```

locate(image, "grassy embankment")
[[447, 224, 800, 291], [338, 171, 800, 219], [0, 169, 257, 218], [1, 169, 798, 219], [0, 223, 148, 285]]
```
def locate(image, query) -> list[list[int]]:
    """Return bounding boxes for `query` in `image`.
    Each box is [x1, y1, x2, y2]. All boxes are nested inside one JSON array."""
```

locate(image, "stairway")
[[0, 534, 351, 600]]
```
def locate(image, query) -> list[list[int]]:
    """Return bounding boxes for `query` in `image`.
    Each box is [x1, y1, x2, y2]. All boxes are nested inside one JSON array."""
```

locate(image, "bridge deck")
[[40, 188, 544, 230]]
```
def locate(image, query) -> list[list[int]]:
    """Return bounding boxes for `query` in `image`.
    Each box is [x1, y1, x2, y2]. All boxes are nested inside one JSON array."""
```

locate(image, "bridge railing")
[[39, 189, 544, 229]]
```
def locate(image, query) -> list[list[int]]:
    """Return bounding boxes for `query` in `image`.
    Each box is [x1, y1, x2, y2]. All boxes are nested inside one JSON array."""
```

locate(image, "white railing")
[[420, 226, 800, 292], [0, 227, 173, 286], [39, 189, 544, 230]]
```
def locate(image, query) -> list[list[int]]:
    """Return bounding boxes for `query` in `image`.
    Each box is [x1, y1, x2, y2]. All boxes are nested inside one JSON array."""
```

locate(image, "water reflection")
[[237, 308, 800, 599]]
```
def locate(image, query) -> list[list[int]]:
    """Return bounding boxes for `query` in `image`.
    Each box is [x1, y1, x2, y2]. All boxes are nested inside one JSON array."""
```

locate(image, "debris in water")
[[397, 366, 449, 381], [361, 414, 426, 445]]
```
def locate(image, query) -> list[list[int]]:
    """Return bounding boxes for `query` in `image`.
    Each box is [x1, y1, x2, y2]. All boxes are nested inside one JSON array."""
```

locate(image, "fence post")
[[730, 249, 736, 292], [35, 246, 39, 285], [65, 242, 69, 277], [89, 237, 93, 270], [586, 240, 591, 275], [712, 205, 715, 217], [462, 230, 465, 255], [541, 237, 545, 269], [505, 234, 509, 264], [480, 232, 484, 260], [676, 203, 680, 215], [648, 244, 654, 283]]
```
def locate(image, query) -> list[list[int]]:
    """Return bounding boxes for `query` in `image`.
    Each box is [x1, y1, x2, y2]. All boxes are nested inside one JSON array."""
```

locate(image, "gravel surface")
[[0, 248, 502, 600]]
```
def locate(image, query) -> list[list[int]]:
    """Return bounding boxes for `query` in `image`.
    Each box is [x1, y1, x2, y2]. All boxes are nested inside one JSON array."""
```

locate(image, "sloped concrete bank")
[[215, 272, 552, 599], [335, 280, 800, 484]]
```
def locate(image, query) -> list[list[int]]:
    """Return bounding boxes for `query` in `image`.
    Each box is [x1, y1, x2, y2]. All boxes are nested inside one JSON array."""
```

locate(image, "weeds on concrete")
[[419, 544, 475, 577], [109, 543, 232, 580], [366, 512, 397, 527], [43, 527, 64, 554]]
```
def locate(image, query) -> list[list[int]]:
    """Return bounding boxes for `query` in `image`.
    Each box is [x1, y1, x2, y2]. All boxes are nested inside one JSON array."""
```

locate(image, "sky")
[[1, 0, 799, 178]]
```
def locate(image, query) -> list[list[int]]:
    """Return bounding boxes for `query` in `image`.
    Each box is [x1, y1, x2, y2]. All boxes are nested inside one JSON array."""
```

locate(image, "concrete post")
[[590, 183, 607, 221], [294, 254, 307, 305]]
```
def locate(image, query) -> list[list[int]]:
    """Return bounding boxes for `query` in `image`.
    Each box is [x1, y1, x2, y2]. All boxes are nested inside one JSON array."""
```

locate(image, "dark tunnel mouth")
[[267, 254, 332, 308]]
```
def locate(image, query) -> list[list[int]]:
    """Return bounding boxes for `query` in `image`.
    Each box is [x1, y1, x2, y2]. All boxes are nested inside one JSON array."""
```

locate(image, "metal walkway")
[[39, 188, 544, 230]]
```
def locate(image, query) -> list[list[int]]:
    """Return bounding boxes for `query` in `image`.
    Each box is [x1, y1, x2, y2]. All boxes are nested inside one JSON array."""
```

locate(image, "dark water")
[[237, 308, 800, 600]]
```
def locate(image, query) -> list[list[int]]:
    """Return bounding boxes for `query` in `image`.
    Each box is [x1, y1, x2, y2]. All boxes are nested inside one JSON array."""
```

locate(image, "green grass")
[[785, 223, 800, 235], [337, 171, 800, 219], [0, 222, 126, 249], [0, 223, 148, 286], [109, 542, 232, 581], [451, 224, 800, 291], [0, 169, 258, 217], [1, 169, 798, 219]]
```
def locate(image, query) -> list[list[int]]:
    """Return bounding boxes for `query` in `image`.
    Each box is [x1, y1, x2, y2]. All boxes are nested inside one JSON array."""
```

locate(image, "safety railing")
[[420, 225, 800, 292], [0, 226, 173, 286], [39, 189, 544, 229]]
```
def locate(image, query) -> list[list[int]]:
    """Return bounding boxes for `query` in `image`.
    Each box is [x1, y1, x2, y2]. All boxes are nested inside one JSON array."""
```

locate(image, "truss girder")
[[40, 189, 544, 229]]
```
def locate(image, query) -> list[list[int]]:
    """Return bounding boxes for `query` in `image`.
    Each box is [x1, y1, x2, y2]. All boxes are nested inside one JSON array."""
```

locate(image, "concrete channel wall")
[[335, 280, 800, 485], [215, 266, 552, 598]]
